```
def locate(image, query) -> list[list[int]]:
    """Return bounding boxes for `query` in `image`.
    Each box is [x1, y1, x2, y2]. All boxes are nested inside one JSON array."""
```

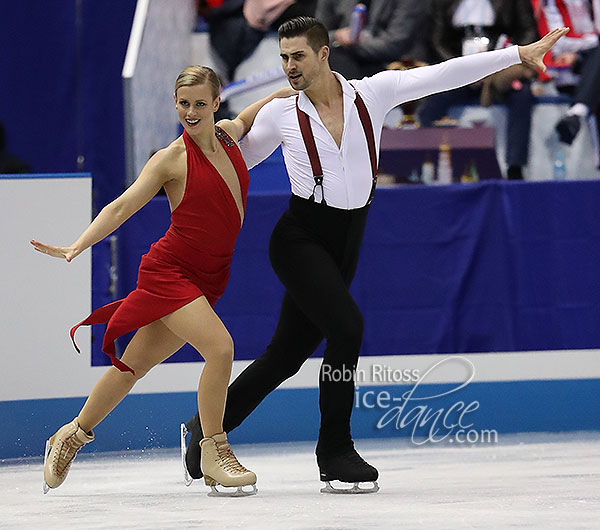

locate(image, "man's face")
[[279, 36, 327, 91]]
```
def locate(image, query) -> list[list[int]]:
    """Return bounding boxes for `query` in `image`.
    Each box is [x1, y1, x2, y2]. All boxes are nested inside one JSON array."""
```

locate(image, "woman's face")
[[174, 83, 220, 133]]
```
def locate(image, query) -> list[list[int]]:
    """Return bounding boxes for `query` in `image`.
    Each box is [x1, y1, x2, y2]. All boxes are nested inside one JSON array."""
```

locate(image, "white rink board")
[[1, 175, 598, 404], [0, 176, 92, 401]]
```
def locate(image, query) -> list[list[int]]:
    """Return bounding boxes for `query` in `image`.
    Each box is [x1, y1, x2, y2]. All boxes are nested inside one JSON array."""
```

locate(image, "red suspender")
[[295, 89, 378, 206], [354, 92, 378, 205], [295, 97, 325, 204]]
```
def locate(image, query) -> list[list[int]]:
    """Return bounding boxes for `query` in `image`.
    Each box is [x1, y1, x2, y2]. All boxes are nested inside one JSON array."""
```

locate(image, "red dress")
[[71, 127, 249, 374]]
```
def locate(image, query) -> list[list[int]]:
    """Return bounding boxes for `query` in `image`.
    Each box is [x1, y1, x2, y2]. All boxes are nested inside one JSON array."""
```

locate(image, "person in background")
[[533, 0, 600, 166], [315, 0, 431, 79], [0, 120, 30, 174], [202, 0, 316, 118], [418, 0, 540, 180]]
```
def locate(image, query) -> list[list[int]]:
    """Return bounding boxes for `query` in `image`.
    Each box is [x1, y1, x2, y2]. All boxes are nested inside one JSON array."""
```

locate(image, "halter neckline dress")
[[71, 127, 249, 374]]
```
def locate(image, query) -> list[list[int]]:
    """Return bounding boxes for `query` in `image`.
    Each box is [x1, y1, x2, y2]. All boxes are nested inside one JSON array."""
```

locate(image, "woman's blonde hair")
[[174, 65, 221, 99]]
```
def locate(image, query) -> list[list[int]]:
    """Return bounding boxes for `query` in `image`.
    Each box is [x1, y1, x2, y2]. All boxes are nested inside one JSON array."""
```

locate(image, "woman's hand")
[[30, 240, 78, 262], [271, 86, 298, 99], [222, 85, 299, 141]]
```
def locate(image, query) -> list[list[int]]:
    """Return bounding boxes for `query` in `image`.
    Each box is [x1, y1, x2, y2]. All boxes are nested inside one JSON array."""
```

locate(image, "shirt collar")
[[296, 71, 357, 120]]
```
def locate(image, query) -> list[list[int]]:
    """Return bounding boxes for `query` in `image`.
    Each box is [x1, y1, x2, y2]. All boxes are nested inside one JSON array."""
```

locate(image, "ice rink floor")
[[1, 432, 599, 529]]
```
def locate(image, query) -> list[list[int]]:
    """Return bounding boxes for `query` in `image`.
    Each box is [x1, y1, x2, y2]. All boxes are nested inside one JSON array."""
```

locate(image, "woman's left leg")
[[44, 319, 185, 491], [77, 319, 186, 432]]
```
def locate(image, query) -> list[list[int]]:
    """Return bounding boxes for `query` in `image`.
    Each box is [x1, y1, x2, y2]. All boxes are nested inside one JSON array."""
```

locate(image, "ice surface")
[[1, 433, 599, 529]]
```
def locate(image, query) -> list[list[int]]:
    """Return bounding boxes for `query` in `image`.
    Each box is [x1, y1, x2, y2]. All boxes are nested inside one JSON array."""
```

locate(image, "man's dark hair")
[[278, 16, 329, 53]]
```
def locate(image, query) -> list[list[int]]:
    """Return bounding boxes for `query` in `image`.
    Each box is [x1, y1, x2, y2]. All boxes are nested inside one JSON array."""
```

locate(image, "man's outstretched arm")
[[386, 27, 569, 107]]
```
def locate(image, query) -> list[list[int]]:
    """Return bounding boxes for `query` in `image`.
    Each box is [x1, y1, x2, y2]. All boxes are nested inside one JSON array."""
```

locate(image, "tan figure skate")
[[200, 432, 257, 497], [43, 418, 94, 494]]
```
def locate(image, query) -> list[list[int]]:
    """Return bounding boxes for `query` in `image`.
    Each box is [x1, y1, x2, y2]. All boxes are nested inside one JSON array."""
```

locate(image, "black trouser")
[[223, 195, 370, 458], [574, 45, 600, 112]]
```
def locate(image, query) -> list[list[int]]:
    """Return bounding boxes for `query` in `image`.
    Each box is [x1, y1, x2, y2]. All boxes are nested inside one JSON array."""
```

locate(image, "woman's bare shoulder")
[[149, 136, 186, 178]]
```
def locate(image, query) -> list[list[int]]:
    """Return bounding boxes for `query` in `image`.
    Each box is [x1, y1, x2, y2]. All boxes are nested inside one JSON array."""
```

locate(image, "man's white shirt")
[[239, 45, 521, 210]]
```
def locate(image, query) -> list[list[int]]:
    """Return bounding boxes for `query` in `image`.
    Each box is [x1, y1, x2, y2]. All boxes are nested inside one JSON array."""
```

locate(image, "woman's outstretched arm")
[[31, 148, 175, 261]]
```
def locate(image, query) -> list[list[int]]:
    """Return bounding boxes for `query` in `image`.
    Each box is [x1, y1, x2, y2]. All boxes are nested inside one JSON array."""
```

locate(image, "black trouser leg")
[[505, 81, 534, 167], [189, 200, 367, 459], [223, 292, 323, 433], [267, 212, 365, 457], [187, 291, 323, 436], [575, 45, 600, 111]]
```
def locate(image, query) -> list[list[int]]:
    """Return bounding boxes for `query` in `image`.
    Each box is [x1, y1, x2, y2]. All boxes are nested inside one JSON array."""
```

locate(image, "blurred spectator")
[[418, 0, 540, 180], [315, 0, 431, 79], [533, 0, 600, 158], [0, 121, 30, 174], [200, 0, 316, 118], [204, 0, 316, 82]]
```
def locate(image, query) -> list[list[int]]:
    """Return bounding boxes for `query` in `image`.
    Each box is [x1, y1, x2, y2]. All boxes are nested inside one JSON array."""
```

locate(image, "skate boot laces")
[[215, 441, 250, 475], [50, 426, 92, 478], [44, 418, 94, 493]]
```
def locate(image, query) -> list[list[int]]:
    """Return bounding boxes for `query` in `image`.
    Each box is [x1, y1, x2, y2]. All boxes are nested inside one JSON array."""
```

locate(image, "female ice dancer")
[[32, 65, 293, 496]]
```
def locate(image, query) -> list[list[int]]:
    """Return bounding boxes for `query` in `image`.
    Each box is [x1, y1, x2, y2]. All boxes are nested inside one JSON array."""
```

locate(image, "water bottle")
[[349, 4, 367, 44], [436, 142, 453, 184], [553, 149, 567, 180], [421, 158, 435, 185]]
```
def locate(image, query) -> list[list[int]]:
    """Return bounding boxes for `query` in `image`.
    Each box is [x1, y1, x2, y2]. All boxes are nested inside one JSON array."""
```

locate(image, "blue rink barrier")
[[93, 180, 600, 366], [2, 378, 600, 459], [2, 179, 600, 460]]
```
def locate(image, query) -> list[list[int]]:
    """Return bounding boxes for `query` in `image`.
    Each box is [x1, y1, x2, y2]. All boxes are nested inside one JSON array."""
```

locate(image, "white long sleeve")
[[355, 45, 522, 113], [240, 46, 522, 209]]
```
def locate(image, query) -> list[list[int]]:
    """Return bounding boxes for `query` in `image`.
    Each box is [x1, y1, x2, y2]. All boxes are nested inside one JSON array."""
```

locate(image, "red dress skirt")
[[71, 128, 249, 373]]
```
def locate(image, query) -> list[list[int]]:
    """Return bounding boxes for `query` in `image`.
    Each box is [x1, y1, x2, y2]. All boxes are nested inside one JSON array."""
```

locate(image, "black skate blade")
[[185, 416, 196, 432], [320, 480, 379, 494], [180, 423, 193, 487], [207, 483, 258, 497], [42, 439, 51, 495]]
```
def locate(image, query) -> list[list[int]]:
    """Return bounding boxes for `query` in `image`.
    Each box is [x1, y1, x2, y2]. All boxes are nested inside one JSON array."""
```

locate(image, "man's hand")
[[518, 27, 570, 72]]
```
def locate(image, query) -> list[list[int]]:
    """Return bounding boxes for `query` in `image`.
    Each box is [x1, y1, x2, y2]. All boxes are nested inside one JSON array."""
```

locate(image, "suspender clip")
[[310, 175, 326, 204]]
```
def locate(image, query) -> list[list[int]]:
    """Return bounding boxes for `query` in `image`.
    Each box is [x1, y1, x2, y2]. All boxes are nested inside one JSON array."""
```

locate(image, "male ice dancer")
[[183, 17, 568, 493]]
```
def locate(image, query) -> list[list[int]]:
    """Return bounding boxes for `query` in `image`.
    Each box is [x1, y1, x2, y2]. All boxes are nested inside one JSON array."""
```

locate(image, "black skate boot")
[[318, 447, 379, 494], [180, 413, 204, 485]]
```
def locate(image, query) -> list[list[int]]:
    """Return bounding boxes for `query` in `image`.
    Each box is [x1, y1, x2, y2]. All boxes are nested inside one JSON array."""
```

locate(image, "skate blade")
[[180, 423, 193, 487], [320, 480, 379, 494], [207, 483, 258, 497], [42, 439, 51, 494]]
